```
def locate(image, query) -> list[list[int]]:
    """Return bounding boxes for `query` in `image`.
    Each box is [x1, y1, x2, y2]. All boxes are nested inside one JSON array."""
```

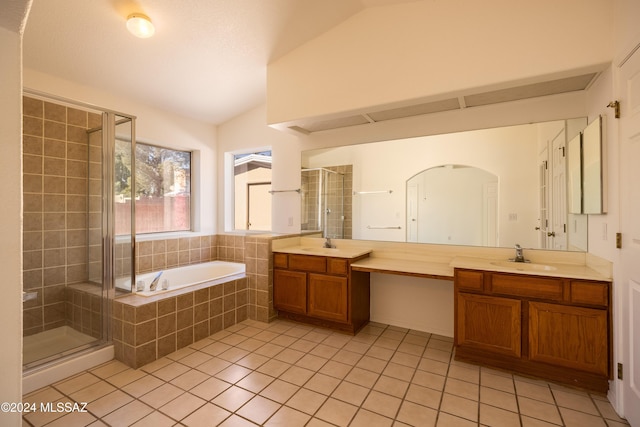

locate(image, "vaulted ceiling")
[[22, 0, 420, 124]]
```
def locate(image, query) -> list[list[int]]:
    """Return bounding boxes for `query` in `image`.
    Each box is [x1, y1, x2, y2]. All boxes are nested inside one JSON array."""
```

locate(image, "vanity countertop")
[[450, 256, 612, 282], [273, 245, 372, 259], [350, 257, 453, 280]]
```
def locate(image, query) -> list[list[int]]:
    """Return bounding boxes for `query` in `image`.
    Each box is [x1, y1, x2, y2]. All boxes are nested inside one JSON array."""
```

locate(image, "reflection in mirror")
[[583, 116, 606, 214], [302, 119, 589, 251], [567, 133, 582, 214], [407, 165, 498, 246]]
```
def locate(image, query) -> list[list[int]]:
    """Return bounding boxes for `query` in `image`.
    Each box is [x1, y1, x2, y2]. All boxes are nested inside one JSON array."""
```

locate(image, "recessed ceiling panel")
[[367, 98, 460, 122], [464, 73, 597, 107], [300, 115, 371, 133]]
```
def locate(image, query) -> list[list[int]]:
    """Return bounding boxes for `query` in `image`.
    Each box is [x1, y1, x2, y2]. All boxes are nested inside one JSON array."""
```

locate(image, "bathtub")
[[116, 261, 246, 296]]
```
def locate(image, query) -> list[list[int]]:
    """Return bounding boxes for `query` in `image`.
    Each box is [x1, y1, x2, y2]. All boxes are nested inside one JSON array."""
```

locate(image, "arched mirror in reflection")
[[407, 165, 498, 246]]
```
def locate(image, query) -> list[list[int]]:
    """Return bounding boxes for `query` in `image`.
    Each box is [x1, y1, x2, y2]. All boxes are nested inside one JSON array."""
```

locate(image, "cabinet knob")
[[547, 231, 556, 237]]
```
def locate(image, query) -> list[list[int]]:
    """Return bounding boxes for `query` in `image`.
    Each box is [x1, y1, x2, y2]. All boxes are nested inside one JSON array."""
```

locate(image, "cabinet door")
[[308, 273, 348, 322], [273, 269, 307, 314], [456, 293, 521, 357], [529, 301, 608, 376]]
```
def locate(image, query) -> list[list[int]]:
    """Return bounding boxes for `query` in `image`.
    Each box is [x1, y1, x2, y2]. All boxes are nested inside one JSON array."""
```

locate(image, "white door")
[[407, 183, 418, 242], [618, 45, 640, 426], [551, 130, 567, 250], [538, 148, 549, 248]]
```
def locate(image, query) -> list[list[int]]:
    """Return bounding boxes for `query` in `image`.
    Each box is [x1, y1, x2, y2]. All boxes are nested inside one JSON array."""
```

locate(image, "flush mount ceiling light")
[[126, 13, 155, 38]]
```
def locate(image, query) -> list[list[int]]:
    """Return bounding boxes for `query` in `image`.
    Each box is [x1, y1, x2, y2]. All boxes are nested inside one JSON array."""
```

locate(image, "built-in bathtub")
[[116, 261, 246, 296], [112, 260, 249, 368]]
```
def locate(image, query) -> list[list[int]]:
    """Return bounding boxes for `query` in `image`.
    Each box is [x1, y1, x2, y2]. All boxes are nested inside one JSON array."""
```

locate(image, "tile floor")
[[22, 319, 630, 427]]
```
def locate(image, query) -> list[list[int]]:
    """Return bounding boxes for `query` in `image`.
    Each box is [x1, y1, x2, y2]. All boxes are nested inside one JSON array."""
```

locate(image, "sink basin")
[[490, 261, 557, 272]]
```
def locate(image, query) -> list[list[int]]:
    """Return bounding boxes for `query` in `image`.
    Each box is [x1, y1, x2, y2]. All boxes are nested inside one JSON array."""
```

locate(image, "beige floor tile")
[[178, 350, 213, 368], [428, 339, 454, 352], [356, 355, 388, 373], [296, 353, 328, 371], [264, 406, 311, 427], [256, 358, 292, 377], [318, 360, 352, 379], [350, 409, 394, 427], [236, 371, 275, 393], [102, 399, 153, 426], [132, 410, 183, 426], [54, 372, 101, 395], [366, 345, 396, 361], [236, 337, 266, 352], [418, 358, 450, 376], [236, 326, 263, 337], [605, 420, 632, 427], [343, 340, 372, 354], [121, 375, 164, 398], [279, 365, 315, 386], [376, 337, 402, 351], [69, 380, 117, 403], [168, 366, 209, 391], [391, 352, 421, 368], [218, 413, 258, 426], [23, 399, 67, 426], [362, 390, 402, 418], [423, 348, 452, 363], [45, 411, 97, 427], [139, 383, 184, 408], [304, 373, 341, 395], [382, 329, 407, 341], [236, 352, 270, 370], [200, 341, 233, 356], [593, 398, 627, 422], [322, 334, 352, 349], [190, 376, 231, 400], [274, 348, 305, 364], [254, 343, 285, 358], [166, 347, 196, 361], [271, 334, 299, 347], [405, 383, 442, 410], [254, 330, 280, 342], [304, 330, 332, 343], [374, 375, 409, 398], [384, 362, 416, 381], [181, 403, 231, 427], [215, 364, 252, 383], [436, 412, 477, 427], [259, 379, 300, 403], [286, 388, 327, 415], [444, 377, 479, 400], [412, 370, 446, 391], [212, 385, 255, 412], [218, 346, 250, 363], [90, 360, 130, 379], [315, 397, 358, 426], [139, 357, 172, 374], [481, 371, 515, 393], [105, 368, 148, 388], [195, 356, 232, 375], [331, 381, 370, 406], [518, 396, 563, 425], [219, 333, 248, 347], [520, 415, 561, 427], [87, 389, 134, 418], [553, 389, 599, 415], [310, 343, 340, 359], [447, 364, 480, 384], [516, 380, 555, 403], [479, 403, 520, 427], [23, 386, 64, 403], [332, 349, 363, 365], [440, 393, 478, 422], [152, 361, 191, 382], [480, 386, 518, 412], [236, 395, 281, 425], [345, 367, 380, 388], [397, 342, 426, 356], [396, 400, 438, 427], [560, 407, 608, 427]]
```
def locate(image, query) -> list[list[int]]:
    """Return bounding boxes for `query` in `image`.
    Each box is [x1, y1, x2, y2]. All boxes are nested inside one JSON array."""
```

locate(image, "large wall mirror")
[[302, 118, 591, 252]]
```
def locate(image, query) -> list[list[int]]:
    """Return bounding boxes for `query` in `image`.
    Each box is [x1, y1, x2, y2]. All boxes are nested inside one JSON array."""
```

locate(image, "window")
[[115, 142, 191, 234], [233, 150, 272, 231]]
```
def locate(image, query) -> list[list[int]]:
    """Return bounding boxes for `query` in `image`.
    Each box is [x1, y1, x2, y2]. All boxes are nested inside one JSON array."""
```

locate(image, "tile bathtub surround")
[[23, 320, 629, 427], [22, 96, 102, 337], [112, 276, 249, 369]]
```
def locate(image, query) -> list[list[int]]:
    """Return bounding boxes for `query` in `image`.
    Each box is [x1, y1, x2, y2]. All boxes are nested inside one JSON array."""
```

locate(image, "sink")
[[490, 261, 557, 272]]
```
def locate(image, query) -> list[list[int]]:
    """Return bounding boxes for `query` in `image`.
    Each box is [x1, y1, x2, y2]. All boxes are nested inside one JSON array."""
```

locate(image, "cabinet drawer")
[[289, 254, 326, 273], [455, 269, 484, 291], [491, 274, 562, 301], [570, 281, 609, 307], [273, 253, 288, 269], [327, 258, 348, 276]]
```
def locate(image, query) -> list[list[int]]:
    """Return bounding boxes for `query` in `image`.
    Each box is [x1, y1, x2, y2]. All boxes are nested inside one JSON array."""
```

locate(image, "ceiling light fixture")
[[126, 13, 155, 38]]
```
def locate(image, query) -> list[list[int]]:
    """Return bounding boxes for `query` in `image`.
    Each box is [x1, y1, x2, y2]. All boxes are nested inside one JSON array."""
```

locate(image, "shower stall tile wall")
[[22, 96, 102, 337]]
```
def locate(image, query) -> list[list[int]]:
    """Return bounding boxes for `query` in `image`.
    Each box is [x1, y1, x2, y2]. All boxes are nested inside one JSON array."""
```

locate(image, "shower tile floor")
[[22, 319, 630, 427]]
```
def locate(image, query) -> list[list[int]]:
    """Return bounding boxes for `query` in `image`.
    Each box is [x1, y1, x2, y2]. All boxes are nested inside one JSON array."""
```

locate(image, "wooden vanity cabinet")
[[454, 268, 611, 392], [273, 252, 370, 333]]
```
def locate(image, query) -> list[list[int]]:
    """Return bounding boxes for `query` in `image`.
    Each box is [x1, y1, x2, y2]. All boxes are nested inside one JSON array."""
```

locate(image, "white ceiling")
[[22, 0, 420, 124]]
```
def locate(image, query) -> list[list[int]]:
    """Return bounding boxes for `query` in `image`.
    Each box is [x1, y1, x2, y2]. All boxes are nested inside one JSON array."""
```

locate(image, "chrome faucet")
[[323, 237, 334, 248], [149, 271, 163, 291], [512, 244, 527, 263]]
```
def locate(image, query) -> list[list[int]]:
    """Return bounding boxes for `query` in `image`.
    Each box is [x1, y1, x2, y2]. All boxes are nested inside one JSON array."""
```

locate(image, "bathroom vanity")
[[452, 262, 612, 392], [273, 247, 372, 333]]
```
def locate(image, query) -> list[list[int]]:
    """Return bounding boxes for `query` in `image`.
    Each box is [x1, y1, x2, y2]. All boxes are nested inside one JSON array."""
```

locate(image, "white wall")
[[267, 0, 612, 124], [0, 24, 25, 426], [23, 69, 218, 234], [217, 104, 304, 234]]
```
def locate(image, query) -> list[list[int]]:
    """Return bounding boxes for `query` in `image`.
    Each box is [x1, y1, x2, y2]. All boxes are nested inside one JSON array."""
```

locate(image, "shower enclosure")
[[300, 166, 352, 239], [21, 91, 135, 380]]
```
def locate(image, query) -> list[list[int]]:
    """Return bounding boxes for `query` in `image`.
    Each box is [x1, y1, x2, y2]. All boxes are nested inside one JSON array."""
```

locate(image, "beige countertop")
[[450, 256, 612, 282], [351, 257, 453, 280], [272, 245, 373, 259]]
